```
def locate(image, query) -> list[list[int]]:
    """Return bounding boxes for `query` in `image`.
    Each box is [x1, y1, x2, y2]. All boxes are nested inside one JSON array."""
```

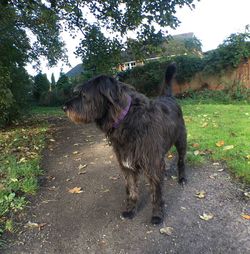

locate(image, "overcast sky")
[[26, 0, 250, 81]]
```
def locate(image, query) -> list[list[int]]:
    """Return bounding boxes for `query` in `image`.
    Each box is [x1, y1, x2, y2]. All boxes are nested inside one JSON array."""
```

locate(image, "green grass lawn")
[[30, 106, 64, 116], [0, 118, 48, 238], [181, 102, 250, 183]]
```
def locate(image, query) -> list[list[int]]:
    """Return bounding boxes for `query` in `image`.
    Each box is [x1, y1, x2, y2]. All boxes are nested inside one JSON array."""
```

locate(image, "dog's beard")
[[66, 110, 88, 124]]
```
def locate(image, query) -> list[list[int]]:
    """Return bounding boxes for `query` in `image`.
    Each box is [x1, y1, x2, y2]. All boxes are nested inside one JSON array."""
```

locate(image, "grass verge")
[[181, 102, 250, 183], [0, 117, 48, 241]]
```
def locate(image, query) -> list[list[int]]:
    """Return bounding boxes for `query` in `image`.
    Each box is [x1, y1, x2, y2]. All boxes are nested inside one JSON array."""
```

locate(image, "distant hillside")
[[66, 64, 84, 78]]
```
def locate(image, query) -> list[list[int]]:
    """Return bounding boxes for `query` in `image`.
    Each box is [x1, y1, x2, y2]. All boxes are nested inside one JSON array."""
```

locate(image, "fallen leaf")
[[223, 145, 234, 150], [216, 140, 224, 147], [195, 191, 206, 199], [192, 143, 200, 148], [199, 213, 214, 221], [244, 192, 250, 198], [109, 176, 119, 180], [72, 151, 79, 155], [102, 189, 110, 193], [201, 122, 208, 128], [213, 162, 220, 166], [160, 227, 174, 235], [241, 214, 250, 220], [68, 187, 83, 194], [209, 173, 218, 179], [48, 186, 56, 191], [78, 170, 87, 175], [167, 154, 173, 159], [18, 157, 26, 163], [25, 221, 47, 230], [217, 168, 224, 172], [194, 150, 200, 156], [78, 164, 87, 170]]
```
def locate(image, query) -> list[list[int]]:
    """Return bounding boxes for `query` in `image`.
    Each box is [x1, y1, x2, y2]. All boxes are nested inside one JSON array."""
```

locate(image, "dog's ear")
[[98, 76, 128, 109]]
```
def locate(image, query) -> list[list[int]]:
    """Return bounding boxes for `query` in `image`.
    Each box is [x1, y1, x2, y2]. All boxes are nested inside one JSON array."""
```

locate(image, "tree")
[[0, 0, 197, 125], [57, 73, 71, 96], [51, 73, 56, 91], [160, 35, 202, 57], [2, 0, 197, 70], [76, 25, 123, 75], [33, 73, 50, 101]]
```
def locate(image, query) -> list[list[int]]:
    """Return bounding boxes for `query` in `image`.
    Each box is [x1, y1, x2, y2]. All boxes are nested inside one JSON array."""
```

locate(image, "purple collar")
[[112, 95, 132, 128]]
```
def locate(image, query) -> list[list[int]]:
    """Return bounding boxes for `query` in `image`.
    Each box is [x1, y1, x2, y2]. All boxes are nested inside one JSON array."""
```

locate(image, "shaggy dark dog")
[[63, 63, 187, 225]]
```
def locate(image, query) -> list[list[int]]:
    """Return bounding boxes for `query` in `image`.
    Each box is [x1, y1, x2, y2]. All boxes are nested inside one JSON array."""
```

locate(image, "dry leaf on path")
[[160, 227, 174, 235], [167, 154, 173, 159], [68, 187, 83, 194], [78, 170, 87, 175], [25, 221, 47, 230], [241, 214, 250, 220], [243, 192, 250, 198], [217, 168, 224, 172], [78, 164, 87, 170], [199, 213, 214, 221], [216, 140, 225, 147], [195, 191, 206, 199], [109, 176, 119, 180], [209, 173, 218, 179]]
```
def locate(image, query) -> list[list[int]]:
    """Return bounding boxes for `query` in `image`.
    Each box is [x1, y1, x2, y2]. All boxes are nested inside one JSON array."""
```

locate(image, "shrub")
[[119, 55, 203, 96]]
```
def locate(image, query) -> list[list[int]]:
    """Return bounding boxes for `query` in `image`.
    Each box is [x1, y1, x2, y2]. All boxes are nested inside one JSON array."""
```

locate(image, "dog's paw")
[[178, 177, 187, 186], [121, 210, 135, 219], [151, 216, 163, 225]]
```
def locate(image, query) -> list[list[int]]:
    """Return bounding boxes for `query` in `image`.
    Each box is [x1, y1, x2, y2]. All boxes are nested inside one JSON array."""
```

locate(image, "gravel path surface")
[[3, 118, 250, 254]]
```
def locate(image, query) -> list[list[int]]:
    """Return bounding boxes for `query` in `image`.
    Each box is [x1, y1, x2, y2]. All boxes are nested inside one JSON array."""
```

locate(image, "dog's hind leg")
[[175, 130, 187, 185], [121, 170, 139, 219], [146, 159, 165, 225]]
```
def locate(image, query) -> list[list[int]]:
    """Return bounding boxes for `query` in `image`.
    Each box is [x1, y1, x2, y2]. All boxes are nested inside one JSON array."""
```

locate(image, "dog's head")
[[63, 75, 130, 130]]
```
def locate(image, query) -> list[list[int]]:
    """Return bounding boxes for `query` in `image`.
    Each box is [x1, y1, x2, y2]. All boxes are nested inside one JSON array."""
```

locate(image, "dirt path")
[[3, 118, 250, 254]]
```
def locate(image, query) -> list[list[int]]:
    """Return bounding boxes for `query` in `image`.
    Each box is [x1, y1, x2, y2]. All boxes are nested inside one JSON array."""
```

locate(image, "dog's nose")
[[62, 105, 67, 112]]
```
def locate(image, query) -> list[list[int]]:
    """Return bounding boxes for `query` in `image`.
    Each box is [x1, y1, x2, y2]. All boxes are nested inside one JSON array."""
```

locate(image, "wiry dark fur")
[[63, 63, 187, 225]]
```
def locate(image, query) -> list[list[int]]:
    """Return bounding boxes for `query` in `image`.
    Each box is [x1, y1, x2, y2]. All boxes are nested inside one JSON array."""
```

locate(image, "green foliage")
[[159, 34, 202, 58], [33, 73, 50, 101], [203, 27, 250, 75], [77, 25, 123, 75], [178, 89, 250, 104], [0, 119, 47, 236], [120, 30, 250, 97], [119, 55, 203, 96]]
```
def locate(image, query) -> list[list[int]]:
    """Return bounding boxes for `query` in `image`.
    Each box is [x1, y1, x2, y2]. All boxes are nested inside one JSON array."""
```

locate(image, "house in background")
[[117, 32, 200, 71]]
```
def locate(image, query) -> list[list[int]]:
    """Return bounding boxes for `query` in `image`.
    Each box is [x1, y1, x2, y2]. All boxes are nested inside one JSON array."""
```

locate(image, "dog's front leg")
[[147, 174, 164, 225], [121, 170, 139, 219]]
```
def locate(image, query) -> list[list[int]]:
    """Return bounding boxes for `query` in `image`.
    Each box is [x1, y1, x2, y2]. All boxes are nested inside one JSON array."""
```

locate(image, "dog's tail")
[[161, 63, 177, 96]]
